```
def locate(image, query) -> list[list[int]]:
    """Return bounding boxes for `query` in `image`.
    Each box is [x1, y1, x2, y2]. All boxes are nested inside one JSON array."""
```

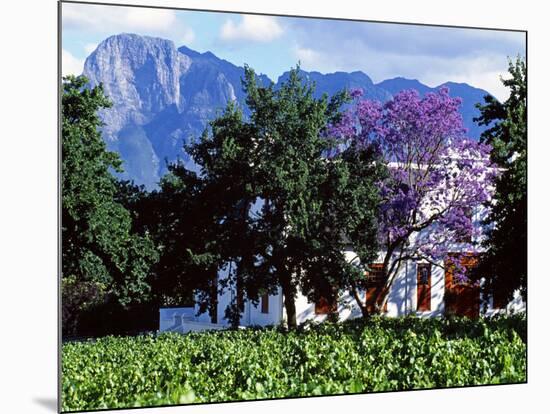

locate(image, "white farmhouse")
[[159, 232, 525, 334], [160, 157, 525, 333]]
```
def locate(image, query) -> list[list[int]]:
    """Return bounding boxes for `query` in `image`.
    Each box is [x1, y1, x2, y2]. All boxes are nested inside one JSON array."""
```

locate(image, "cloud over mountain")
[[62, 3, 195, 44], [220, 15, 284, 43]]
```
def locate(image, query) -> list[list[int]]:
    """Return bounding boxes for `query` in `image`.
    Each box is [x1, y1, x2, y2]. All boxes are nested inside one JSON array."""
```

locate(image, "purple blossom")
[[349, 88, 364, 99], [335, 87, 497, 283]]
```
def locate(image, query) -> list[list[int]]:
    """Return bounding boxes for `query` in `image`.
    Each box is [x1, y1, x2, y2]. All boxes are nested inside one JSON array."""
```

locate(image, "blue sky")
[[61, 2, 525, 101]]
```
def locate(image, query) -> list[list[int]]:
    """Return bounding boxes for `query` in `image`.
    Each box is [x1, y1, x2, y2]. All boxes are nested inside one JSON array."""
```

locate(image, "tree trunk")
[[280, 269, 297, 329], [358, 304, 371, 319], [351, 283, 371, 319], [231, 266, 245, 329], [374, 287, 390, 315], [231, 199, 251, 328], [209, 272, 218, 324], [283, 289, 297, 329]]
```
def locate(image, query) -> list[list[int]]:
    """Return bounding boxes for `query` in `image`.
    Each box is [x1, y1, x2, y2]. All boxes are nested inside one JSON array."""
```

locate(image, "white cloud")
[[294, 46, 324, 67], [179, 29, 195, 45], [290, 39, 516, 101], [420, 54, 514, 101], [61, 49, 84, 76], [425, 70, 511, 102], [63, 3, 194, 44], [63, 3, 174, 32], [220, 15, 283, 43], [123, 7, 176, 31], [286, 19, 524, 101]]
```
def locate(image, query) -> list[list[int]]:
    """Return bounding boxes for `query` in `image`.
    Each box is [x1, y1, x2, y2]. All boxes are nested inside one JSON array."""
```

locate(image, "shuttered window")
[[365, 263, 388, 313], [416, 263, 431, 311]]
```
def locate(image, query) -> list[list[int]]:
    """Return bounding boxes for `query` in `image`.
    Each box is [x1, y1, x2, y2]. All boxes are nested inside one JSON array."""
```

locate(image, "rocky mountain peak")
[[81, 33, 492, 190], [84, 33, 191, 138]]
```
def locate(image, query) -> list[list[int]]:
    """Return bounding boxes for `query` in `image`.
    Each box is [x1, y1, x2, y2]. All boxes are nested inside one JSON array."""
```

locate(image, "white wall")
[[292, 289, 363, 324], [482, 288, 526, 317], [246, 289, 284, 326], [289, 258, 447, 323], [194, 285, 284, 327], [189, 252, 526, 331], [159, 307, 195, 332], [194, 285, 233, 325]]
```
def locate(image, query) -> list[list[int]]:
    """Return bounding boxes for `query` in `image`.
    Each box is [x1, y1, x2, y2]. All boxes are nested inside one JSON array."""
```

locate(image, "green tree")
[[141, 66, 380, 329], [61, 75, 158, 335], [186, 66, 352, 328], [133, 163, 225, 323], [474, 57, 527, 303], [240, 66, 350, 328], [301, 143, 385, 319], [121, 102, 265, 328], [187, 102, 263, 327]]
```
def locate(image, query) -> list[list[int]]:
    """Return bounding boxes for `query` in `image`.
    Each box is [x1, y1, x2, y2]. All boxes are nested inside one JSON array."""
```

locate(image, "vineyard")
[[61, 315, 526, 412]]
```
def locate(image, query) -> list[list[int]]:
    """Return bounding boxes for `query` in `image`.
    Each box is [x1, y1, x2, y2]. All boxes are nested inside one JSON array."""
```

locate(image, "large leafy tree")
[[238, 66, 352, 328], [300, 134, 385, 319], [112, 65, 379, 329], [474, 57, 527, 302], [61, 76, 158, 334], [125, 165, 225, 322], [182, 67, 376, 328], [183, 68, 383, 327], [186, 103, 261, 327], [330, 87, 496, 314], [127, 101, 266, 328]]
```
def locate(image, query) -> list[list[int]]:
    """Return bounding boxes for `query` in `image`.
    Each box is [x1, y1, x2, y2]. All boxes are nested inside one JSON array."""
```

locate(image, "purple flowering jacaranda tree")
[[327, 87, 497, 314]]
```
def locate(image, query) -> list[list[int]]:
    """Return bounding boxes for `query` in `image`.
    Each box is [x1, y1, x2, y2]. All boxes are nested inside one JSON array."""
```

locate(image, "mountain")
[[376, 77, 435, 96], [438, 82, 490, 139], [277, 70, 392, 102], [82, 33, 493, 189]]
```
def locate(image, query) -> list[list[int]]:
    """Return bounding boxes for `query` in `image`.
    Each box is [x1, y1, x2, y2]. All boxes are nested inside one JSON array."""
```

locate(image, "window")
[[365, 263, 388, 313], [416, 263, 431, 311], [365, 263, 385, 286], [260, 293, 269, 314], [418, 265, 430, 285], [314, 295, 337, 315], [444, 252, 481, 318]]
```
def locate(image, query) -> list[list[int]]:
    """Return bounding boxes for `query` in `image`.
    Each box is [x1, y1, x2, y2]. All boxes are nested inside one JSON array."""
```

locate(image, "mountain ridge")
[[82, 33, 492, 189]]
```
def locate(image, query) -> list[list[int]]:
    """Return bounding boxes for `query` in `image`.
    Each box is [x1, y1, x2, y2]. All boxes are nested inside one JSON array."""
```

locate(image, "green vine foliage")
[[62, 315, 526, 411]]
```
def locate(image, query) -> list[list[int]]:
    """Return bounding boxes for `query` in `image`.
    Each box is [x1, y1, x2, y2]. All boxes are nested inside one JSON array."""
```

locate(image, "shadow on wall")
[[390, 263, 446, 317], [165, 314, 184, 332], [297, 291, 367, 324], [297, 262, 449, 321], [391, 264, 410, 315], [431, 267, 446, 316]]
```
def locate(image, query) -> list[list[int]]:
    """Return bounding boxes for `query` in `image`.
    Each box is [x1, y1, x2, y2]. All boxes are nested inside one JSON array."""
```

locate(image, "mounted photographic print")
[[59, 0, 527, 412]]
